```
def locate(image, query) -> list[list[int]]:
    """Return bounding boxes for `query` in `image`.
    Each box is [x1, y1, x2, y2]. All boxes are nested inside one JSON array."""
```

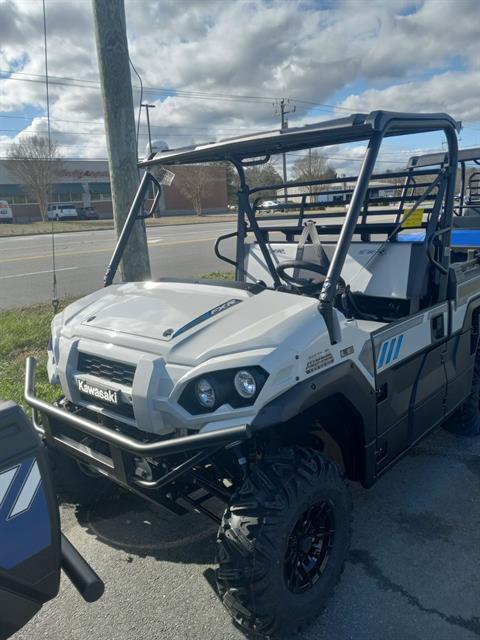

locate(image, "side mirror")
[[0, 401, 61, 638]]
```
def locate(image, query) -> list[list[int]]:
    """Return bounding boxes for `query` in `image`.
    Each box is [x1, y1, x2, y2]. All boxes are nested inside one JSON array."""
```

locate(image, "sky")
[[0, 0, 479, 174]]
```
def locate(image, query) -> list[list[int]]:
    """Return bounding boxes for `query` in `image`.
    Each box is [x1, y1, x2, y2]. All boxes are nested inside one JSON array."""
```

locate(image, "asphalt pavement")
[[13, 427, 480, 640], [0, 221, 237, 309]]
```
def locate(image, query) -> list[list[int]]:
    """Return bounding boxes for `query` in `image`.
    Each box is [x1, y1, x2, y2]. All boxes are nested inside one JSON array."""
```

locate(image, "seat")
[[244, 239, 431, 319]]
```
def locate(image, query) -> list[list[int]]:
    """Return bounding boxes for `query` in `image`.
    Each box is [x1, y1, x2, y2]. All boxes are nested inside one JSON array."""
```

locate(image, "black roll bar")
[[104, 171, 162, 287], [318, 131, 383, 342]]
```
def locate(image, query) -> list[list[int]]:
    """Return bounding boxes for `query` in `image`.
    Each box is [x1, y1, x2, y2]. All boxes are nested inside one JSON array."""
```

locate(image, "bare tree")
[[177, 164, 213, 216], [7, 136, 62, 221]]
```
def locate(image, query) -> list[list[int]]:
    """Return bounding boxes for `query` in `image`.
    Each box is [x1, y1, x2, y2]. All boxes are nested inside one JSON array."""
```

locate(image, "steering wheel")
[[276, 260, 346, 295]]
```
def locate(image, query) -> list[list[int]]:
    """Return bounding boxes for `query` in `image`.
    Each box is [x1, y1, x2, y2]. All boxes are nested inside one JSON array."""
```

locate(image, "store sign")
[[57, 167, 110, 183]]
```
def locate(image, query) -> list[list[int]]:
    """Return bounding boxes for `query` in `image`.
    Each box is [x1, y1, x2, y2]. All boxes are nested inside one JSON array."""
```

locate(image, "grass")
[[0, 301, 67, 413], [0, 272, 234, 413], [0, 213, 236, 237]]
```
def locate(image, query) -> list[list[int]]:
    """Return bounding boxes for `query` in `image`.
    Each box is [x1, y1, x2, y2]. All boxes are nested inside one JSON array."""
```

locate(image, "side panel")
[[443, 327, 476, 416], [372, 305, 448, 469], [0, 402, 61, 639], [409, 344, 447, 441]]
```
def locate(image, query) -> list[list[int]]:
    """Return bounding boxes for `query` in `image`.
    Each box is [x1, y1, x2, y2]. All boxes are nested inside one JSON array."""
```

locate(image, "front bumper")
[[25, 357, 250, 493]]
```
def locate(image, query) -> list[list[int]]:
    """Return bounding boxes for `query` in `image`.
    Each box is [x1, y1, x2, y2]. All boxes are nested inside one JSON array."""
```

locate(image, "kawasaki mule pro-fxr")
[[25, 111, 480, 637]]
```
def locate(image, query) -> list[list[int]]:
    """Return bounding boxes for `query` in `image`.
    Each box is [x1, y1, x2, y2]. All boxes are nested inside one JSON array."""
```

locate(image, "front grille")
[[78, 393, 135, 421], [77, 352, 136, 386]]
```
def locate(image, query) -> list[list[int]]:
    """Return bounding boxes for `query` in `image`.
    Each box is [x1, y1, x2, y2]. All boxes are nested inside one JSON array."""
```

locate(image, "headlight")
[[179, 367, 268, 414], [234, 370, 257, 398], [195, 378, 216, 409]]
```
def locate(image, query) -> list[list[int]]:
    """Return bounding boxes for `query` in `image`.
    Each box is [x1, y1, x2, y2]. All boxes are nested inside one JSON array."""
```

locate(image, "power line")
[[3, 68, 480, 134]]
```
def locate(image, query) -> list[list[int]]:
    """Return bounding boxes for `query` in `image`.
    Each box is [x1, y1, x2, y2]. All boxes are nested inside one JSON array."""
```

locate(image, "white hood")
[[60, 281, 323, 366]]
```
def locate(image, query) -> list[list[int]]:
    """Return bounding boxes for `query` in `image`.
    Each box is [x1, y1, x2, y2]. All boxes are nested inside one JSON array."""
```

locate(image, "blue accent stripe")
[[172, 299, 242, 338], [377, 341, 389, 368], [385, 338, 397, 365], [393, 334, 404, 360]]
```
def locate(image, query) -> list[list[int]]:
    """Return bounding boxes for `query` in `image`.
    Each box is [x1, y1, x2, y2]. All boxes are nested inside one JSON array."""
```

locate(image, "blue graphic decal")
[[0, 457, 51, 569], [172, 298, 242, 338], [377, 341, 389, 368], [377, 334, 404, 370]]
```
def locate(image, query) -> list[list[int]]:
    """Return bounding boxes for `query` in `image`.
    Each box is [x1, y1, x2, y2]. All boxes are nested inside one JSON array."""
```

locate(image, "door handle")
[[431, 313, 445, 341]]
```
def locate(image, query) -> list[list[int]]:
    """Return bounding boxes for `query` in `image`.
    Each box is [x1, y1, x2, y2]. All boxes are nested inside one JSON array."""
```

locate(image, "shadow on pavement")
[[71, 427, 480, 640], [75, 492, 221, 565]]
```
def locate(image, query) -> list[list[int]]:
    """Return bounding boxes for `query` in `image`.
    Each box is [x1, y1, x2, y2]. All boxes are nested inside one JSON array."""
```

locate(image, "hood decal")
[[172, 299, 242, 339]]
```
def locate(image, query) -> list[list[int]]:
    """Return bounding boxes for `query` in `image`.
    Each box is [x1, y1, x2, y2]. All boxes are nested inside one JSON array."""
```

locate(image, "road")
[[0, 221, 237, 309], [13, 427, 480, 640], [0, 212, 404, 309]]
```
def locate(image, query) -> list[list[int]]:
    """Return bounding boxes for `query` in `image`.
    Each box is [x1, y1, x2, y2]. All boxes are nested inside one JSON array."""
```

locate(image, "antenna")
[[42, 0, 58, 313]]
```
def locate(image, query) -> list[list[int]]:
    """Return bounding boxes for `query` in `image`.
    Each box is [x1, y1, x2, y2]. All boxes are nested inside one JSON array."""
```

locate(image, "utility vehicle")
[[0, 401, 103, 639], [25, 111, 480, 637], [407, 146, 480, 217]]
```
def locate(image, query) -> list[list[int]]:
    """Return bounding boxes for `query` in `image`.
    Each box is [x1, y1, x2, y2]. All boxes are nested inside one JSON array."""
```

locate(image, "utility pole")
[[141, 103, 156, 155], [274, 98, 296, 199], [92, 0, 150, 282]]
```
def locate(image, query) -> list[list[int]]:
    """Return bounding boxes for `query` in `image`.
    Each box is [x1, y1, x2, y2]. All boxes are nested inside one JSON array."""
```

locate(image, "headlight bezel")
[[179, 366, 268, 414]]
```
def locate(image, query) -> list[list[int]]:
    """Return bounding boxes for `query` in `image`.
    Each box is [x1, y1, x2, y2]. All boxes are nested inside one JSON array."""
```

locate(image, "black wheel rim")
[[284, 500, 335, 594]]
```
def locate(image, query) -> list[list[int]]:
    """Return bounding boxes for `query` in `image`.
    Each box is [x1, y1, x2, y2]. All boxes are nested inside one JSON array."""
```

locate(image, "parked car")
[[76, 206, 99, 220], [0, 199, 13, 224], [47, 203, 78, 221], [259, 199, 280, 209]]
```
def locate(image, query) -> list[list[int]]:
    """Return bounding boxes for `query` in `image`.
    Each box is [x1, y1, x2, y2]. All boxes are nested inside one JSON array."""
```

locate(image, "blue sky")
[[0, 0, 478, 171]]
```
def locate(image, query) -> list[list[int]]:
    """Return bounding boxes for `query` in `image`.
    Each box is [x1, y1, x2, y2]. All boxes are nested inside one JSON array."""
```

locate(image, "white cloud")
[[0, 0, 478, 166], [338, 71, 480, 123]]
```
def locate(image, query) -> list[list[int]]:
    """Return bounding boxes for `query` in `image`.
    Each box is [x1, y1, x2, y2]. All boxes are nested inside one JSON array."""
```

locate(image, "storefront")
[[0, 159, 227, 222]]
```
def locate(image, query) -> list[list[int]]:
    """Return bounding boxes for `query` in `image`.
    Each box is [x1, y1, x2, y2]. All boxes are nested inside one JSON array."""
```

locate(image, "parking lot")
[[14, 426, 480, 640]]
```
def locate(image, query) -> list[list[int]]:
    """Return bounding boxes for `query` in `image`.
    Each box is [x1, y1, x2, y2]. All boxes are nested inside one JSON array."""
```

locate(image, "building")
[[277, 180, 398, 205], [0, 159, 228, 222]]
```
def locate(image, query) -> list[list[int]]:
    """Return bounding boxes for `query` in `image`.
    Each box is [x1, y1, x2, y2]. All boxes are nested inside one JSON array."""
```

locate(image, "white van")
[[47, 203, 78, 221], [0, 200, 13, 224]]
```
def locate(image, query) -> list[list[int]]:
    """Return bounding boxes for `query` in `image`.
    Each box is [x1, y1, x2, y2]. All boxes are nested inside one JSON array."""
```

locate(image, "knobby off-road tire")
[[48, 446, 118, 506], [445, 346, 480, 436], [216, 447, 352, 638]]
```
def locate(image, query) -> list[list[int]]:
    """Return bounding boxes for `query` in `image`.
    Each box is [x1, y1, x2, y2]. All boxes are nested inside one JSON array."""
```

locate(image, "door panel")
[[409, 344, 447, 442], [443, 330, 476, 415], [373, 309, 449, 469]]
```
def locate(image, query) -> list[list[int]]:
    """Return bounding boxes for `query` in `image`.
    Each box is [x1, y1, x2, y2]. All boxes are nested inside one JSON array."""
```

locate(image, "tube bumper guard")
[[24, 357, 250, 489]]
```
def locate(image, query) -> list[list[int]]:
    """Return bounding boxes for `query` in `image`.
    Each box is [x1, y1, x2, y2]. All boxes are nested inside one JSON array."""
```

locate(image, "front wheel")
[[216, 447, 352, 638]]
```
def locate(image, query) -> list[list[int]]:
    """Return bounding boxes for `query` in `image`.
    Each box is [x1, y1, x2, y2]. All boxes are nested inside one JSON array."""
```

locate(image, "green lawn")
[[0, 302, 65, 413], [0, 272, 234, 413]]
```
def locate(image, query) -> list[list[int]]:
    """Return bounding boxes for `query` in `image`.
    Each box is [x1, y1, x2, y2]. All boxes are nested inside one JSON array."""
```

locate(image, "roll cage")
[[407, 146, 480, 215], [105, 110, 460, 343]]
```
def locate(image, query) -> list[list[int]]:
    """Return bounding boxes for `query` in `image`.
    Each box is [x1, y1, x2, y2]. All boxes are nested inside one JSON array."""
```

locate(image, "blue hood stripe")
[[172, 298, 242, 339]]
